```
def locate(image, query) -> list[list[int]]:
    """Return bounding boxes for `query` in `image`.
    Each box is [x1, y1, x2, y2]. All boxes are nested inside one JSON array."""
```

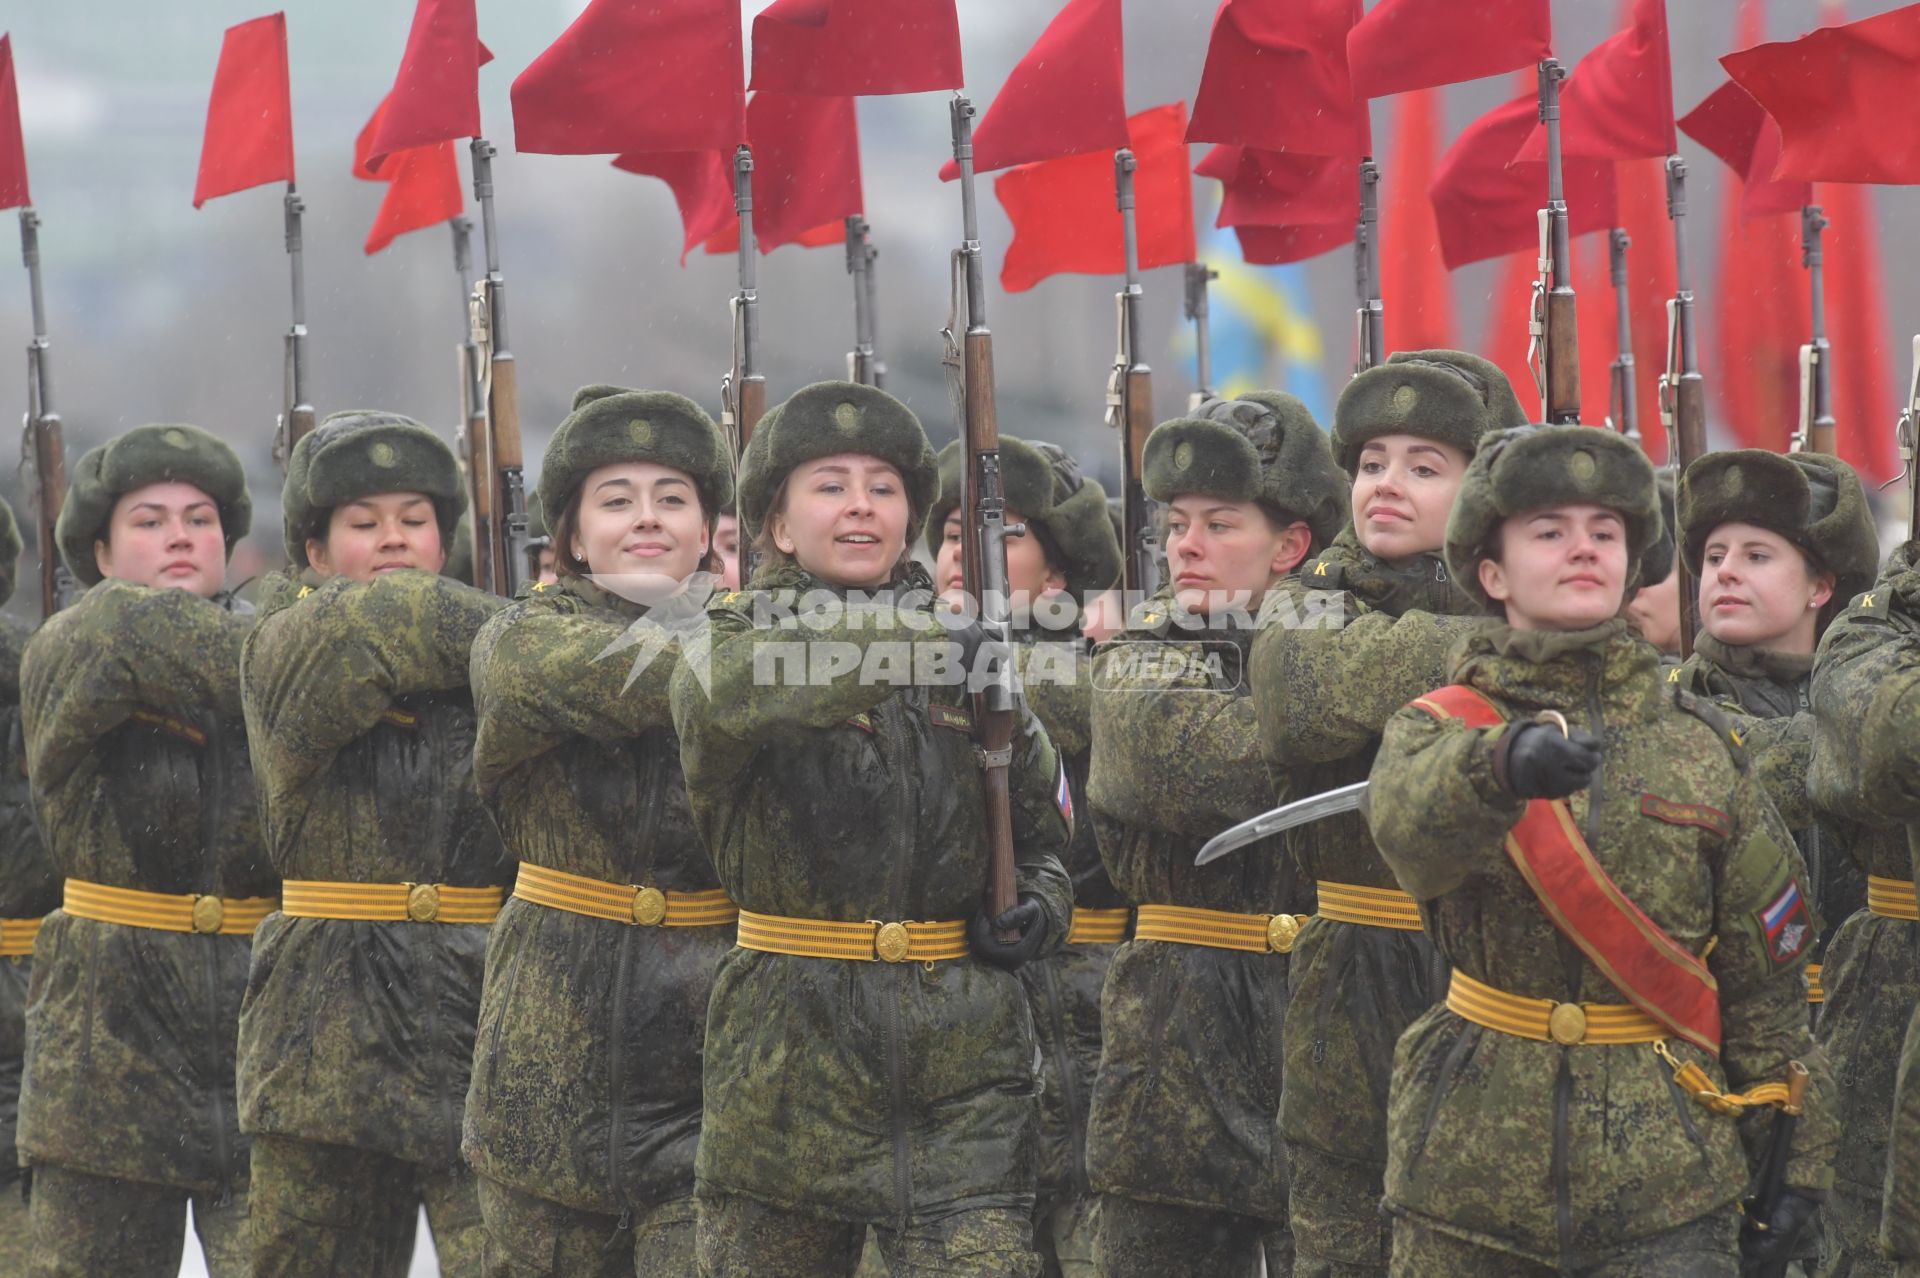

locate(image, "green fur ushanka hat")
[[1678, 449, 1879, 609], [1141, 392, 1350, 552], [1332, 349, 1530, 475], [0, 496, 23, 608], [1446, 425, 1660, 608], [1638, 469, 1678, 588], [923, 436, 1123, 598], [535, 385, 733, 529], [58, 423, 253, 587], [737, 381, 938, 543], [282, 410, 465, 568], [525, 491, 549, 543]]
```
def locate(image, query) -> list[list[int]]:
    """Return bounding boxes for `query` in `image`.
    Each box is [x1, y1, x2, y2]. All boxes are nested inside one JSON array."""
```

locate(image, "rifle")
[[273, 186, 315, 471], [1794, 205, 1834, 455], [1742, 1060, 1811, 1278], [1106, 148, 1159, 596], [449, 216, 488, 589], [844, 215, 884, 388], [464, 139, 528, 598], [1529, 61, 1581, 424], [720, 146, 766, 467], [1355, 158, 1384, 376], [944, 95, 1018, 927], [1605, 228, 1640, 446], [1899, 337, 1920, 540], [1660, 154, 1708, 655], [18, 208, 73, 617], [1183, 260, 1217, 412]]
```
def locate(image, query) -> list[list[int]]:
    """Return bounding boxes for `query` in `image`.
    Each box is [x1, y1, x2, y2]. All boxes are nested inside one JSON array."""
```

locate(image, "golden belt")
[[512, 862, 737, 928], [1806, 962, 1824, 1005], [1065, 907, 1131, 945], [1315, 881, 1424, 931], [280, 880, 503, 924], [1446, 969, 1668, 1045], [62, 879, 277, 937], [735, 910, 969, 963], [0, 917, 42, 957], [1869, 876, 1919, 922], [1133, 903, 1309, 955]]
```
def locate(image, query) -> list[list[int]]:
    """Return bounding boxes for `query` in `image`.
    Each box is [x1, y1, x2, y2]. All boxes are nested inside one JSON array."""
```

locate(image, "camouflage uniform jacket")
[[1012, 629, 1121, 1208], [18, 581, 267, 1193], [1673, 632, 1868, 977], [465, 575, 727, 1217], [1806, 545, 1920, 1258], [0, 617, 53, 1185], [1084, 591, 1309, 1221], [237, 569, 508, 1167], [1370, 620, 1835, 1267], [1248, 536, 1479, 1166], [670, 561, 1072, 1228]]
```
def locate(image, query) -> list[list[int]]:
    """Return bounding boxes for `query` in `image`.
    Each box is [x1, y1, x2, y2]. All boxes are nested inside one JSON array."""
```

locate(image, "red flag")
[[1722, 3, 1920, 185], [367, 0, 482, 165], [1429, 87, 1618, 269], [1678, 79, 1811, 220], [1616, 156, 1677, 461], [1197, 145, 1351, 230], [1348, 0, 1551, 98], [750, 0, 962, 97], [1381, 88, 1454, 351], [996, 103, 1195, 293], [1514, 0, 1675, 162], [1187, 0, 1369, 157], [513, 0, 743, 157], [0, 35, 28, 210], [937, 0, 1125, 180], [612, 150, 734, 264], [193, 14, 295, 208], [708, 93, 861, 252], [1823, 177, 1898, 480], [1235, 223, 1354, 266], [705, 219, 843, 254], [363, 145, 462, 255]]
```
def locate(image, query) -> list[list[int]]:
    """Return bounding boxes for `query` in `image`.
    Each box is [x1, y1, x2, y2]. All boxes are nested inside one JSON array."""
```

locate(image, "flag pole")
[[722, 145, 765, 461], [845, 214, 880, 387], [467, 137, 528, 596], [18, 206, 71, 616], [1794, 204, 1833, 455], [274, 184, 315, 469], [1604, 228, 1639, 447], [1355, 158, 1384, 376], [1108, 148, 1157, 595], [1660, 152, 1706, 654], [1184, 261, 1217, 411]]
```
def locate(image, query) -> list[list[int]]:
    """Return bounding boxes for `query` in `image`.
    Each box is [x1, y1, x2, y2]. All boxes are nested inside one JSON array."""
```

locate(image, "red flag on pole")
[[1429, 88, 1617, 269], [1234, 223, 1355, 266], [352, 102, 462, 255], [702, 93, 861, 253], [367, 0, 482, 165], [750, 0, 962, 97], [1381, 88, 1454, 350], [0, 35, 28, 210], [1514, 0, 1675, 162], [193, 13, 295, 208], [937, 0, 1126, 180], [1823, 176, 1898, 479], [996, 103, 1195, 293], [1197, 145, 1351, 231], [513, 0, 743, 157], [1348, 0, 1551, 99], [1722, 3, 1920, 184], [612, 150, 734, 264], [1678, 79, 1811, 220], [1616, 156, 1677, 460], [1187, 0, 1369, 157]]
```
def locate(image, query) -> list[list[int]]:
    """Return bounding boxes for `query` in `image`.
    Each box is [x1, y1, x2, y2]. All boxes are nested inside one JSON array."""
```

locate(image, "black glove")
[[968, 895, 1049, 971], [1497, 722, 1602, 800], [1739, 1190, 1819, 1275]]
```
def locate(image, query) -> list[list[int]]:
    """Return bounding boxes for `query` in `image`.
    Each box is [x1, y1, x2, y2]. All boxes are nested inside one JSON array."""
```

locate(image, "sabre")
[[1194, 782, 1370, 866]]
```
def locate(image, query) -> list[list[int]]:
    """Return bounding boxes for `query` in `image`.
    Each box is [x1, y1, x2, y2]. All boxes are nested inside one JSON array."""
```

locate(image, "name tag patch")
[[1640, 793, 1731, 838], [928, 703, 973, 733]]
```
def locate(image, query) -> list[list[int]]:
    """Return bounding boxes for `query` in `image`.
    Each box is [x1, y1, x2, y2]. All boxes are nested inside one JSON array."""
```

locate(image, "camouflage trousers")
[[1287, 1146, 1389, 1277], [477, 1175, 695, 1277], [26, 1161, 249, 1277], [1387, 1209, 1738, 1277], [856, 1199, 1096, 1278], [0, 1175, 23, 1275], [1092, 1194, 1291, 1278], [696, 1193, 1038, 1277], [249, 1133, 484, 1277]]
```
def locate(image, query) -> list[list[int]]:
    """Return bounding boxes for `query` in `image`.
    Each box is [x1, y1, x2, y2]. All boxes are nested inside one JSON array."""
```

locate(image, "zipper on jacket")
[[1553, 1053, 1574, 1264], [606, 924, 636, 1212], [1038, 959, 1086, 1195], [198, 711, 233, 1200], [1582, 657, 1605, 856], [203, 936, 233, 1203], [880, 701, 914, 1233]]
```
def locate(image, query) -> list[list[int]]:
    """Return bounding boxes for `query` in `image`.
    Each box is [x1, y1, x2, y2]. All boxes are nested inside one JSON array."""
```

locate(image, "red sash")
[[1409, 684, 1722, 1055]]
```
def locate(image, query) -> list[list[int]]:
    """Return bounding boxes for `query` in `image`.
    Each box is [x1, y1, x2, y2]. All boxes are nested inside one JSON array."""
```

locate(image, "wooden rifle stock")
[[1543, 286, 1582, 424], [487, 348, 527, 598], [1900, 336, 1920, 540]]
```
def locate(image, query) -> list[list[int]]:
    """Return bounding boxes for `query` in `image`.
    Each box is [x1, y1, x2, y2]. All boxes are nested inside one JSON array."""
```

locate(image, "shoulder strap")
[[1671, 686, 1748, 771], [1410, 684, 1723, 1055], [1300, 556, 1346, 590]]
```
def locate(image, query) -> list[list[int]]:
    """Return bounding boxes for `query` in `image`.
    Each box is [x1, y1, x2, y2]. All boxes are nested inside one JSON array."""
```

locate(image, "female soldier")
[[1669, 451, 1891, 1270], [465, 387, 735, 1276], [671, 381, 1071, 1277], [1085, 393, 1349, 1276], [239, 411, 507, 1277], [0, 497, 55, 1272], [1247, 352, 1525, 1278], [931, 436, 1124, 1277], [1369, 425, 1834, 1275], [18, 425, 267, 1275]]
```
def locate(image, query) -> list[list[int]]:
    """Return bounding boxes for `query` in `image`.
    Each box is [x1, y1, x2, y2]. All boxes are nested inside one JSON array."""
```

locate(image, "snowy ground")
[[177, 1205, 438, 1276]]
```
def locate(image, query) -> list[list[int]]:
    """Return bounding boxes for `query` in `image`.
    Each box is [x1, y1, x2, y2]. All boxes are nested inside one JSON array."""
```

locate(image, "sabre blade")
[[1194, 781, 1370, 866]]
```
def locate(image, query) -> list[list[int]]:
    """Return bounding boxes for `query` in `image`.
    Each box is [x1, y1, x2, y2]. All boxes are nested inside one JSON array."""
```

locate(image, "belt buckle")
[[191, 895, 225, 935], [874, 921, 912, 963], [1548, 1002, 1588, 1045], [1266, 914, 1302, 955], [406, 883, 442, 923], [631, 886, 668, 927]]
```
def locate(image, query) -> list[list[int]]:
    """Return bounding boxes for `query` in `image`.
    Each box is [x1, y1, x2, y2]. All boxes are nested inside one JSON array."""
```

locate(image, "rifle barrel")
[[1356, 159, 1384, 373]]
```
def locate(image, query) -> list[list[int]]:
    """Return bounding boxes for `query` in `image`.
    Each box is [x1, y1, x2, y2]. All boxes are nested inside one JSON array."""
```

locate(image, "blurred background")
[[4, 0, 1914, 611]]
